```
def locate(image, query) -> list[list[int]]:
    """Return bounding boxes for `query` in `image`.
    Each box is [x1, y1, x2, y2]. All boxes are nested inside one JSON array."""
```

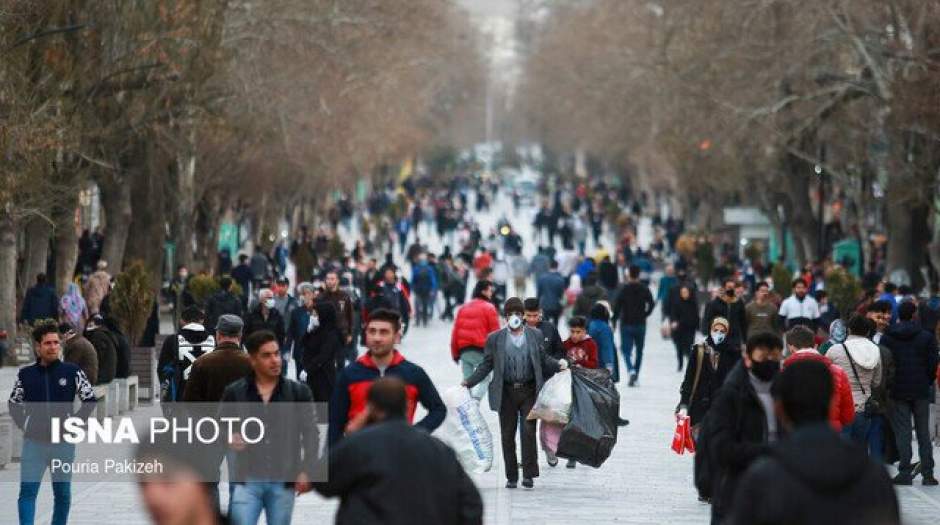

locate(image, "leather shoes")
[[892, 474, 913, 486], [506, 480, 518, 489], [522, 478, 534, 489], [923, 476, 938, 486]]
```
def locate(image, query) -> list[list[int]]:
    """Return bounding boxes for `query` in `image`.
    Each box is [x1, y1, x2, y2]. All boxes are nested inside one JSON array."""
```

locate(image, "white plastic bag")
[[440, 386, 494, 474], [527, 369, 572, 424]]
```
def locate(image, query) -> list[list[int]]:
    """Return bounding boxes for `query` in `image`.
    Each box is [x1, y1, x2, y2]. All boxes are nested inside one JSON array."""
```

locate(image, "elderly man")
[[244, 288, 286, 376]]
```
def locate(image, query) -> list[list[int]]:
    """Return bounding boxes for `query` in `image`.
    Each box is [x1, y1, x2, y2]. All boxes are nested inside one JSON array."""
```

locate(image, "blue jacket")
[[589, 319, 618, 382], [537, 271, 566, 313], [411, 262, 438, 295], [8, 359, 97, 441], [20, 284, 58, 325], [880, 321, 939, 401], [576, 259, 596, 281]]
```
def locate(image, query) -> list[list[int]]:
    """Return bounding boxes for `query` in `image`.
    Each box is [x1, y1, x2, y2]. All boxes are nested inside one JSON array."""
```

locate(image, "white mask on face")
[[711, 330, 726, 345], [508, 315, 523, 330], [264, 298, 276, 309]]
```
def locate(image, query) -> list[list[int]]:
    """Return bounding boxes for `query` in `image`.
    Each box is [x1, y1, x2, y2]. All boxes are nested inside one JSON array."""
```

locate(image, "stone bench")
[[0, 415, 13, 468], [117, 376, 139, 413], [94, 384, 111, 420]]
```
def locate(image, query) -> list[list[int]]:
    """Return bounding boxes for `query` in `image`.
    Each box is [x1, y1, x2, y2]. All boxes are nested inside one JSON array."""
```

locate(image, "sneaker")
[[566, 459, 576, 469], [892, 474, 913, 486], [923, 476, 938, 486], [522, 478, 534, 489], [617, 417, 630, 427], [506, 480, 518, 489]]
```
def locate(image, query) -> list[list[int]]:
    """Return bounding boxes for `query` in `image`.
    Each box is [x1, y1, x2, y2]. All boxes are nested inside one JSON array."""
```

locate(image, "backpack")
[[413, 266, 433, 294], [159, 334, 215, 403]]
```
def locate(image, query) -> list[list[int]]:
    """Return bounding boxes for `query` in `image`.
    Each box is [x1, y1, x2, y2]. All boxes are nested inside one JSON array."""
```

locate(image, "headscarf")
[[60, 283, 87, 329], [829, 319, 847, 344], [590, 302, 610, 322]]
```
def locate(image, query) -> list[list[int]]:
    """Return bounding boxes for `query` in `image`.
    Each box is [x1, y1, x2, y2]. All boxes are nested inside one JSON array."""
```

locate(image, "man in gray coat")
[[463, 297, 568, 490]]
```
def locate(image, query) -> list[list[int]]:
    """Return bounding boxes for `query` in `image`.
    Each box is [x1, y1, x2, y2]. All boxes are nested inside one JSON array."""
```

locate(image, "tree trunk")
[[99, 177, 133, 271], [19, 217, 52, 298], [124, 154, 167, 291], [52, 195, 79, 295], [175, 125, 197, 271], [885, 193, 913, 284], [0, 214, 19, 338]]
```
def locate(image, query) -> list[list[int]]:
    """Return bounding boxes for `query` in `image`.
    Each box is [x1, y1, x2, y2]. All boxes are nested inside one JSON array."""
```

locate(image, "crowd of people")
[[8, 171, 940, 525]]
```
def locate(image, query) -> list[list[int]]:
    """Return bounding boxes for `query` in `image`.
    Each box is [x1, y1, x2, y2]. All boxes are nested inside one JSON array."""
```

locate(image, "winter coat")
[[63, 335, 99, 386], [329, 350, 445, 445], [450, 298, 500, 361], [157, 324, 215, 400], [707, 362, 776, 519], [314, 420, 483, 525], [244, 305, 286, 348], [8, 360, 96, 442], [302, 301, 344, 402], [182, 342, 252, 403], [529, 254, 551, 282], [535, 320, 566, 360], [588, 319, 618, 381], [536, 272, 566, 314], [702, 295, 748, 347], [205, 290, 244, 333], [573, 285, 607, 318], [465, 327, 563, 412], [597, 261, 619, 291], [669, 295, 700, 335], [678, 338, 739, 425], [745, 300, 779, 338], [827, 336, 882, 412], [729, 424, 899, 525], [880, 321, 939, 401], [563, 337, 598, 369], [612, 281, 655, 326], [19, 284, 58, 325], [783, 350, 855, 432], [84, 326, 117, 385]]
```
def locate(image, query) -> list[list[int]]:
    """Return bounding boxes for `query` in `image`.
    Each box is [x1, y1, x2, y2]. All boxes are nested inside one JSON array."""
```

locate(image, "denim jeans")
[[19, 438, 75, 525], [867, 414, 885, 461], [619, 324, 647, 376], [842, 411, 871, 446], [890, 399, 935, 477], [229, 481, 296, 525]]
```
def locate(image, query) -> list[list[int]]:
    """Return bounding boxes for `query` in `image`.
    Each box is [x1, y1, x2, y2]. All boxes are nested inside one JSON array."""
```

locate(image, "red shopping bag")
[[671, 415, 695, 455]]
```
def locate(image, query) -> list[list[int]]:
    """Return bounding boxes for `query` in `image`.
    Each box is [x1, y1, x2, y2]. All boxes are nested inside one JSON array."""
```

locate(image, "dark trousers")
[[890, 399, 935, 477], [673, 330, 695, 371], [499, 382, 538, 481]]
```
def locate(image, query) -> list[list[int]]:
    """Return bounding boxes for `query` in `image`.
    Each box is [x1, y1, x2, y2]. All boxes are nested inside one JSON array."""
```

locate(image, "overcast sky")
[[457, 0, 517, 17]]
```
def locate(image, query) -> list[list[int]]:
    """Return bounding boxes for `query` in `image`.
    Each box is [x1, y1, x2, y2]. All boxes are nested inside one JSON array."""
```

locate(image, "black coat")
[[669, 295, 700, 335], [314, 419, 483, 525], [706, 362, 774, 520], [84, 327, 117, 384], [205, 290, 243, 333], [701, 296, 747, 347], [244, 306, 286, 348], [880, 321, 939, 401], [302, 301, 343, 402], [729, 424, 899, 525], [100, 319, 132, 379], [678, 339, 739, 425]]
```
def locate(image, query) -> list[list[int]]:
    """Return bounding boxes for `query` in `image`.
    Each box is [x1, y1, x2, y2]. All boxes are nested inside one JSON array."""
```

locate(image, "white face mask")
[[264, 298, 276, 309], [711, 330, 726, 345], [508, 315, 523, 330]]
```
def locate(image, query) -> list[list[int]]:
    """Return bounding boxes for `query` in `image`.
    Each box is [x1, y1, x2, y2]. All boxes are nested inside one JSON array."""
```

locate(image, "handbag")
[[843, 343, 880, 416]]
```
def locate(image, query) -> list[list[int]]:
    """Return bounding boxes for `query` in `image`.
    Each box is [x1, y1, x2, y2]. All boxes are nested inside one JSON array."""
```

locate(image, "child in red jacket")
[[563, 316, 599, 369]]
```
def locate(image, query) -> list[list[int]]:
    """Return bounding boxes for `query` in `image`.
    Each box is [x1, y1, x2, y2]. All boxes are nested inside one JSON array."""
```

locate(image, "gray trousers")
[[460, 348, 490, 400], [889, 399, 935, 477]]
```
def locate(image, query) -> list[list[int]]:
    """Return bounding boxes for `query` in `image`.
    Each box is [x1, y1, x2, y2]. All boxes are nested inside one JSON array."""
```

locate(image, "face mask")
[[710, 331, 726, 345], [264, 298, 276, 309], [750, 359, 780, 382], [508, 315, 523, 330], [307, 314, 320, 333]]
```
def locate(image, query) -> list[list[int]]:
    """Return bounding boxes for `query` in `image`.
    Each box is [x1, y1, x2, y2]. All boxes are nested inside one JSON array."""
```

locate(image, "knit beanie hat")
[[710, 317, 730, 333]]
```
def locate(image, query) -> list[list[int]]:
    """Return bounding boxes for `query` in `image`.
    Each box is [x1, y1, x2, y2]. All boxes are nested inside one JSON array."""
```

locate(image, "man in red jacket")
[[451, 281, 500, 397], [783, 325, 854, 432]]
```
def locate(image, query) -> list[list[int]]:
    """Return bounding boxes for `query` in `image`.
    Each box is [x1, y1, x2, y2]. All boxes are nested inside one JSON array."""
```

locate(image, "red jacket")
[[450, 298, 500, 361], [563, 336, 599, 369], [784, 350, 855, 432], [472, 252, 493, 278]]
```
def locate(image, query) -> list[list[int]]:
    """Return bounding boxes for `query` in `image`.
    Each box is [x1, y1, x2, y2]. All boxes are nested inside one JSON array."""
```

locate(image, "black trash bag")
[[556, 367, 620, 467]]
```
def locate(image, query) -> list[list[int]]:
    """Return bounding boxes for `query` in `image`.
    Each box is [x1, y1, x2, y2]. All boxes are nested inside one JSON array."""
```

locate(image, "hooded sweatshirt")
[[826, 336, 882, 411], [729, 424, 900, 525]]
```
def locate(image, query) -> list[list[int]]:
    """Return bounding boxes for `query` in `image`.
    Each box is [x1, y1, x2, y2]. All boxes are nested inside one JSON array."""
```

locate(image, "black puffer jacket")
[[728, 424, 899, 525], [677, 338, 739, 425], [302, 301, 344, 403], [314, 419, 483, 525], [880, 321, 939, 401], [706, 362, 774, 520]]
